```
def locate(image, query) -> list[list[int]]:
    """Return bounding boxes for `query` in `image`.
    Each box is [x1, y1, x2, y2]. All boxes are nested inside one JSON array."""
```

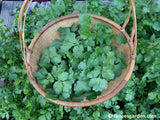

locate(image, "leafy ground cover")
[[0, 0, 160, 119]]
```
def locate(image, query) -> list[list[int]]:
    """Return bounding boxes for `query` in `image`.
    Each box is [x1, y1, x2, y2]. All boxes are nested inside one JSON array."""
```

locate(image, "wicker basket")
[[18, 0, 137, 107]]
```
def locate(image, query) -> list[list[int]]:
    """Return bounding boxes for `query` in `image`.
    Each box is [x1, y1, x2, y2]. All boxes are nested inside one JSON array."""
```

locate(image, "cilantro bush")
[[33, 14, 127, 102], [0, 0, 160, 119]]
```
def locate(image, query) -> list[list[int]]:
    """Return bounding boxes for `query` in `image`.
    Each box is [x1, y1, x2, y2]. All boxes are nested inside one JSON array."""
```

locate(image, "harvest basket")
[[18, 0, 137, 107]]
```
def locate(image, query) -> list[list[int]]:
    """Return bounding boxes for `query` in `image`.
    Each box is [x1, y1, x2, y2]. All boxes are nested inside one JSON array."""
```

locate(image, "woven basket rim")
[[26, 14, 135, 107]]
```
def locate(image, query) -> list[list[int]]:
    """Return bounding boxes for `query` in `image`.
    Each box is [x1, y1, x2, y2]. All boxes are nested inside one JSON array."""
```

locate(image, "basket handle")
[[18, 0, 137, 66], [123, 0, 137, 58], [18, 0, 32, 68]]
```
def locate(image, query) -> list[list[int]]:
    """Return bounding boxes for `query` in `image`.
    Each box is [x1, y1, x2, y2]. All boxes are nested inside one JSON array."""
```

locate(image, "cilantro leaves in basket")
[[115, 33, 127, 45], [33, 14, 127, 101]]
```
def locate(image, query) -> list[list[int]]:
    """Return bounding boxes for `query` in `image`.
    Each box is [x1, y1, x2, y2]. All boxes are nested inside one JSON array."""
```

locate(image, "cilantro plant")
[[33, 14, 127, 102], [0, 0, 160, 119]]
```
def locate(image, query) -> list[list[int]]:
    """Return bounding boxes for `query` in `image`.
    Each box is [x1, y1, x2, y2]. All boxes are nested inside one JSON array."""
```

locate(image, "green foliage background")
[[0, 0, 160, 119]]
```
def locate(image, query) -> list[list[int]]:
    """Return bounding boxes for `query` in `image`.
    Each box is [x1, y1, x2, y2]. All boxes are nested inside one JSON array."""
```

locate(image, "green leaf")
[[78, 14, 95, 40], [50, 39, 62, 49], [104, 101, 112, 108], [136, 53, 143, 64], [79, 26, 91, 39], [53, 81, 63, 95], [6, 112, 9, 119], [43, 48, 49, 55], [78, 61, 87, 70], [38, 67, 48, 76], [125, 90, 135, 101], [84, 91, 101, 101], [59, 60, 68, 70], [39, 110, 46, 114], [78, 70, 87, 81], [102, 46, 111, 54], [70, 58, 80, 69], [38, 115, 46, 120], [59, 105, 64, 118], [71, 95, 83, 102], [60, 40, 75, 54], [59, 95, 70, 101], [93, 111, 100, 120], [58, 27, 70, 41], [62, 92, 70, 99], [73, 2, 87, 13], [58, 72, 68, 81], [83, 38, 96, 47], [46, 73, 54, 83], [87, 66, 101, 78], [71, 23, 78, 32], [66, 52, 73, 60], [143, 7, 150, 13], [51, 55, 61, 64], [39, 49, 50, 68], [148, 92, 158, 100], [144, 55, 152, 62], [39, 78, 51, 89], [45, 89, 58, 100], [153, 22, 160, 31], [51, 66, 57, 75], [103, 51, 115, 69], [74, 80, 91, 94], [95, 47, 102, 54], [79, 14, 93, 26], [115, 52, 125, 58], [48, 47, 58, 58], [115, 33, 126, 45], [55, 0, 66, 13], [89, 78, 108, 92], [46, 112, 52, 120], [87, 46, 92, 52], [64, 107, 71, 112], [113, 64, 122, 77], [62, 81, 72, 99], [33, 71, 44, 80], [65, 32, 78, 44], [102, 68, 115, 80], [73, 45, 84, 58], [87, 52, 99, 68]]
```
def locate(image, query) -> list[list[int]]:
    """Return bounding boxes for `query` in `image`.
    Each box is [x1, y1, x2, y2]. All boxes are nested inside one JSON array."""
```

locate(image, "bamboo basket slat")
[[18, 0, 137, 107]]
